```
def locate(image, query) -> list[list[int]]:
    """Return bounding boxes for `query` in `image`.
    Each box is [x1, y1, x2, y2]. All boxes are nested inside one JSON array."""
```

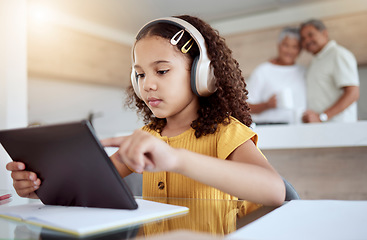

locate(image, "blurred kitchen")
[[1, 0, 367, 198]]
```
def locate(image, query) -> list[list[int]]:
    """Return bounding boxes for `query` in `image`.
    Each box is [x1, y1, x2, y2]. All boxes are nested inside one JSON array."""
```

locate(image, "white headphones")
[[130, 17, 217, 99]]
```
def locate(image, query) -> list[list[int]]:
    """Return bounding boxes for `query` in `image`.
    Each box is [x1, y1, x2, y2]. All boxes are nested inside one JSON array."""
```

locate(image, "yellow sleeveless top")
[[142, 117, 260, 199], [140, 117, 262, 235]]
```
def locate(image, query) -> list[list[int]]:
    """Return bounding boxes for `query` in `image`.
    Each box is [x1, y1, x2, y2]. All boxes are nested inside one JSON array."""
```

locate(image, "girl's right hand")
[[6, 161, 40, 199]]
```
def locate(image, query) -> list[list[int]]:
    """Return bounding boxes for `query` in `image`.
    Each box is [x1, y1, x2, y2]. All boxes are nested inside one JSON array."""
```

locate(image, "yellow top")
[[141, 198, 243, 236], [142, 117, 259, 198], [140, 116, 263, 235]]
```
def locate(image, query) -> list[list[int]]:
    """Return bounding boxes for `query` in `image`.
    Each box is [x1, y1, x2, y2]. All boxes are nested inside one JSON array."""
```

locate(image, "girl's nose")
[[142, 75, 158, 91]]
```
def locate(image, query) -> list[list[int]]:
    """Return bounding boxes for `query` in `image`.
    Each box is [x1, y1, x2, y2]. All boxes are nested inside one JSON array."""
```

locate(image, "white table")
[[228, 200, 367, 240]]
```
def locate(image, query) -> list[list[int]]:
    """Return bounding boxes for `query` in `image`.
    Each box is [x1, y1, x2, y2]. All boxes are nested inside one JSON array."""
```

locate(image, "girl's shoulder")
[[141, 125, 160, 137], [216, 117, 258, 160], [218, 117, 258, 145], [141, 125, 151, 131], [223, 116, 254, 131]]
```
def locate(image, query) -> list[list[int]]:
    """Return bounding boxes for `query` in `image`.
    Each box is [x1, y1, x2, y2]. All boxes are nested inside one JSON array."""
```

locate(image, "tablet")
[[0, 121, 138, 210]]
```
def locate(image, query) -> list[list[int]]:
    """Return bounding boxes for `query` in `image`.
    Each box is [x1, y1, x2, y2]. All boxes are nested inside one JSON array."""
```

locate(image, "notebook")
[[0, 120, 137, 209], [0, 198, 189, 236]]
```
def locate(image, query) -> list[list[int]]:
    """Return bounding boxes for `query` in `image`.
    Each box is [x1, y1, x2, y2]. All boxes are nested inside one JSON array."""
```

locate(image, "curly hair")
[[126, 15, 252, 138]]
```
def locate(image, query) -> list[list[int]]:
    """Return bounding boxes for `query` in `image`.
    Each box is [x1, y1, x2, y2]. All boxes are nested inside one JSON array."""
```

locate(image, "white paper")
[[227, 200, 367, 240], [0, 199, 188, 236]]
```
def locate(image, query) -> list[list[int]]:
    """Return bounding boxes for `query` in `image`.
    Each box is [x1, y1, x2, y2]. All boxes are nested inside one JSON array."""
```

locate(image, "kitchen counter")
[[253, 121, 367, 150], [253, 121, 367, 200]]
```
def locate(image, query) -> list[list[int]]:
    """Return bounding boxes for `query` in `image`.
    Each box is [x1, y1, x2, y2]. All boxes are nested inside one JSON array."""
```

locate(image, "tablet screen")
[[0, 121, 138, 209]]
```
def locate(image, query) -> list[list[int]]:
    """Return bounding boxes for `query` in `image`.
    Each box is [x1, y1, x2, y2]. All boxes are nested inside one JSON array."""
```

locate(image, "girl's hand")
[[6, 162, 40, 199], [101, 130, 179, 174]]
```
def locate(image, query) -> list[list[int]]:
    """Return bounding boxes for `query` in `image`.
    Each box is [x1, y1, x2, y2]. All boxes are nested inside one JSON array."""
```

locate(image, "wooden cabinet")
[[27, 12, 367, 86], [28, 24, 132, 87]]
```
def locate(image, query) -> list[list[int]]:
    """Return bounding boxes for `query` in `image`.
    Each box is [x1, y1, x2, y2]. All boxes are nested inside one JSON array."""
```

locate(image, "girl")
[[6, 15, 285, 208]]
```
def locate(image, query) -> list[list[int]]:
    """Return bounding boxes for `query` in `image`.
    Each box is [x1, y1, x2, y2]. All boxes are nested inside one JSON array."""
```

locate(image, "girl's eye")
[[136, 73, 145, 79], [157, 70, 169, 75]]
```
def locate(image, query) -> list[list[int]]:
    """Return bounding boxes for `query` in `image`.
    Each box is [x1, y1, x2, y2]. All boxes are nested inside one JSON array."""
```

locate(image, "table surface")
[[0, 190, 276, 239]]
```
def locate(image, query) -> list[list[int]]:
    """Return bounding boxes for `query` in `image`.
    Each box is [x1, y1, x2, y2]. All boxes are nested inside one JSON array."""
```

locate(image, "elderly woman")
[[246, 27, 306, 125]]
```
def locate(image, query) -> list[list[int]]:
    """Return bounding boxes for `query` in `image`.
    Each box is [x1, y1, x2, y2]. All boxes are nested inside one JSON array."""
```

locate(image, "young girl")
[[6, 15, 285, 209]]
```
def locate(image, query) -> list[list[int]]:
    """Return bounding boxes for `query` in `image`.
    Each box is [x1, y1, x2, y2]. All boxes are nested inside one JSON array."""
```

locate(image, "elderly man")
[[300, 19, 360, 123]]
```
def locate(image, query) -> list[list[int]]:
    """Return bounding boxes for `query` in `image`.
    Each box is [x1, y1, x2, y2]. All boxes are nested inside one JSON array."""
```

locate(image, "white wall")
[[0, 0, 28, 129], [28, 78, 143, 138], [0, 0, 28, 191]]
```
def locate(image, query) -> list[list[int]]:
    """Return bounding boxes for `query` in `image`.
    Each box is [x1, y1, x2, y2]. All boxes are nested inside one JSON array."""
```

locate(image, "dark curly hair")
[[126, 15, 252, 138]]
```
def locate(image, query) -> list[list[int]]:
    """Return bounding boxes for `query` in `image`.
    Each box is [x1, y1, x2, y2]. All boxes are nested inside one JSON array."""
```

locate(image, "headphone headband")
[[131, 17, 216, 99], [139, 17, 208, 59]]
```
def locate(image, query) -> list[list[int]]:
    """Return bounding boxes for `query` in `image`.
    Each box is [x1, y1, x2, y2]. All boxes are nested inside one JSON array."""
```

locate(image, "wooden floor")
[[263, 147, 367, 200]]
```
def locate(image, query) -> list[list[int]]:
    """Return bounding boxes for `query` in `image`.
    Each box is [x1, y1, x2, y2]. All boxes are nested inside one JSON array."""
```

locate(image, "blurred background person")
[[300, 19, 360, 123], [246, 27, 306, 125]]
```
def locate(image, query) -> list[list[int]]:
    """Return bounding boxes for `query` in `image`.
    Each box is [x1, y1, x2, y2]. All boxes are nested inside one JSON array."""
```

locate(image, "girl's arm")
[[176, 139, 285, 206], [102, 130, 285, 206]]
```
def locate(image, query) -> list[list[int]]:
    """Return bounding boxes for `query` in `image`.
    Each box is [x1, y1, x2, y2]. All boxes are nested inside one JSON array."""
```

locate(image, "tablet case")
[[0, 121, 138, 210]]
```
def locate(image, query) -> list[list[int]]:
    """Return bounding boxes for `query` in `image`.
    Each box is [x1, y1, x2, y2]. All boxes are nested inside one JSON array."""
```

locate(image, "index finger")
[[100, 136, 127, 147]]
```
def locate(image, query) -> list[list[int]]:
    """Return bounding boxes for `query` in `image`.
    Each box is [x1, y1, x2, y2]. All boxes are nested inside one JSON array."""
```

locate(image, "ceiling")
[[28, 0, 334, 36]]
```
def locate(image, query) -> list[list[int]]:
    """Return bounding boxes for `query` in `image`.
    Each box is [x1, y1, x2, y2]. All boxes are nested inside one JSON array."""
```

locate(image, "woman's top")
[[247, 62, 306, 124]]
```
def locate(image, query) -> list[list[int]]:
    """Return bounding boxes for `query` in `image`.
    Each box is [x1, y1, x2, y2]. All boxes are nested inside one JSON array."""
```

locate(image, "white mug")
[[277, 88, 294, 109]]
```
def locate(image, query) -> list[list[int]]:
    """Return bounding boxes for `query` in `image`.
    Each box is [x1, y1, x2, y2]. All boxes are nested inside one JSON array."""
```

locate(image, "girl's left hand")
[[100, 130, 179, 173]]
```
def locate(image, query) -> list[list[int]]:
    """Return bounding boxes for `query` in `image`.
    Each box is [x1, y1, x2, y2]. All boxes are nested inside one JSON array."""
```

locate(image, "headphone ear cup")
[[190, 57, 200, 96], [191, 56, 216, 97], [131, 67, 142, 99]]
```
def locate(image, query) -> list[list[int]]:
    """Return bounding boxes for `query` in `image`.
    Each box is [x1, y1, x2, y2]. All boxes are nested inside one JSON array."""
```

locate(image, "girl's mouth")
[[148, 98, 162, 107]]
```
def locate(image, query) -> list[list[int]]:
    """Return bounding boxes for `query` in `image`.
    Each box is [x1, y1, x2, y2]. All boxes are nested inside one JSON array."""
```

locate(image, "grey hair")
[[300, 19, 327, 32], [278, 27, 300, 43]]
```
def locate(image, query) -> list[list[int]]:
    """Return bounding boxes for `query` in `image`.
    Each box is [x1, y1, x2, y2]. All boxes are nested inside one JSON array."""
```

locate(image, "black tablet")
[[0, 121, 138, 210]]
